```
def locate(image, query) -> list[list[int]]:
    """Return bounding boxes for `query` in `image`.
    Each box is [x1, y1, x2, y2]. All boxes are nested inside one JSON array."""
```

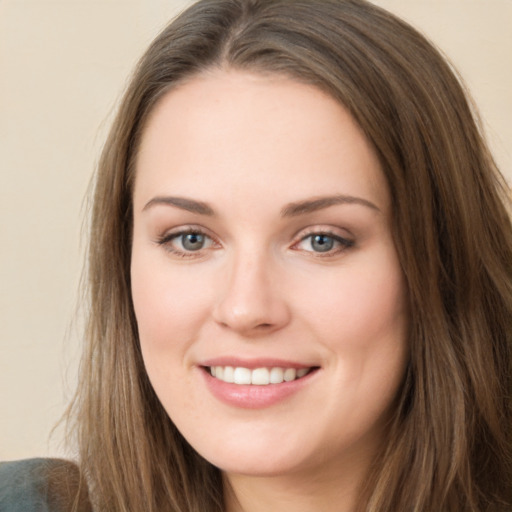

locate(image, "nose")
[[212, 250, 291, 336]]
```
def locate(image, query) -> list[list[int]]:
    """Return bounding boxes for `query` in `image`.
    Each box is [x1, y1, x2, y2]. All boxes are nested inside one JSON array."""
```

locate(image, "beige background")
[[1, 0, 510, 461]]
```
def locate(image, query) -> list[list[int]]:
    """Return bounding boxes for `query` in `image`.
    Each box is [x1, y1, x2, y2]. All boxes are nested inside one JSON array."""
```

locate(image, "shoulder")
[[0, 458, 92, 512]]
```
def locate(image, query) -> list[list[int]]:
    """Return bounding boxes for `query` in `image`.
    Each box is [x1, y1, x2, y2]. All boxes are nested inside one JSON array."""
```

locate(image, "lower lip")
[[200, 368, 318, 409]]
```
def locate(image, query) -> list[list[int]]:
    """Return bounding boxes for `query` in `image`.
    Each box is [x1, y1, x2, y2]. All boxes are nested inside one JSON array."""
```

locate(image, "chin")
[[213, 456, 305, 478], [194, 437, 316, 477]]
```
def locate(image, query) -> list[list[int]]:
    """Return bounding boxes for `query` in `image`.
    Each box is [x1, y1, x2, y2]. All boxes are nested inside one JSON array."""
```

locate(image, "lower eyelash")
[[335, 236, 354, 248], [155, 230, 209, 258], [316, 236, 354, 255], [154, 229, 353, 258], [299, 231, 355, 255]]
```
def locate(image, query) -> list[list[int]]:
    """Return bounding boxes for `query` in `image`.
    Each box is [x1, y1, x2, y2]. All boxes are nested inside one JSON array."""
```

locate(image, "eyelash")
[[292, 229, 355, 257], [155, 227, 219, 259], [155, 227, 354, 259]]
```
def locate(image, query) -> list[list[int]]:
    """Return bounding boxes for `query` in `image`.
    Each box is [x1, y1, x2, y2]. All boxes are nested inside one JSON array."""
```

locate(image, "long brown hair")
[[68, 0, 512, 510]]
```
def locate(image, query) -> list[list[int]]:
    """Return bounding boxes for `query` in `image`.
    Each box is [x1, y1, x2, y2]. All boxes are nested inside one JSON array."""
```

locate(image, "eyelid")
[[290, 226, 355, 255], [155, 225, 221, 258], [291, 225, 354, 242], [154, 224, 354, 258]]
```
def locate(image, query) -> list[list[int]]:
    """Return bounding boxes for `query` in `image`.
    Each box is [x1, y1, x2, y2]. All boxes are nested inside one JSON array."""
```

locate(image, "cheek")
[[130, 258, 214, 409], [131, 254, 212, 350], [130, 255, 213, 412], [296, 251, 409, 409], [301, 261, 406, 345]]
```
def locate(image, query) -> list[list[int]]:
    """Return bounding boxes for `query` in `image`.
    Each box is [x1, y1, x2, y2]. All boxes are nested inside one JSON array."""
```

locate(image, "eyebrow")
[[142, 194, 380, 217], [143, 196, 215, 215], [280, 194, 380, 217]]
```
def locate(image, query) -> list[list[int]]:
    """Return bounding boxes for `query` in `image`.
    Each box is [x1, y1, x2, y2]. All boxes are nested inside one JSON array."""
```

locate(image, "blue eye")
[[296, 232, 354, 254], [157, 229, 215, 256], [180, 232, 206, 251], [310, 234, 335, 252]]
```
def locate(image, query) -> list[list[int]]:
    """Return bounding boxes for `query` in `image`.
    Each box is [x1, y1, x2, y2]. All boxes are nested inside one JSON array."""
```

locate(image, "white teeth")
[[209, 366, 312, 385], [283, 368, 296, 381], [269, 367, 284, 384], [251, 368, 269, 385], [297, 368, 309, 378], [223, 366, 234, 383], [233, 367, 252, 385]]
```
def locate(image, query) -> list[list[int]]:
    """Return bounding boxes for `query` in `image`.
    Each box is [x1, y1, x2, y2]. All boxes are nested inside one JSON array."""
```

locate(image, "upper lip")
[[199, 357, 318, 370]]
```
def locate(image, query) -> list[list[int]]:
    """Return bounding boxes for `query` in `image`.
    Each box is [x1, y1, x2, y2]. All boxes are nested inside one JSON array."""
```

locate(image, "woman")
[[3, 0, 511, 510]]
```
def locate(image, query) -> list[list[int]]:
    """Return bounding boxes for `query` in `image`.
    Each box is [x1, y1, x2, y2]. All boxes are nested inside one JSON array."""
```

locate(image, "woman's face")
[[131, 70, 408, 480]]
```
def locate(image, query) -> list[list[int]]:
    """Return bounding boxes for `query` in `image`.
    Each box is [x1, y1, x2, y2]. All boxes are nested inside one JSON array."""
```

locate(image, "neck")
[[223, 455, 372, 512]]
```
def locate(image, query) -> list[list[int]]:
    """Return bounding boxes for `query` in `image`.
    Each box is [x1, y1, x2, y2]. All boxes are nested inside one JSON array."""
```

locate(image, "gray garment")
[[0, 458, 91, 512]]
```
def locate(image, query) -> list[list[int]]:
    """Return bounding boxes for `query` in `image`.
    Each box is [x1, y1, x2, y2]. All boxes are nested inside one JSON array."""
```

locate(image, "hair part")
[[67, 1, 512, 510]]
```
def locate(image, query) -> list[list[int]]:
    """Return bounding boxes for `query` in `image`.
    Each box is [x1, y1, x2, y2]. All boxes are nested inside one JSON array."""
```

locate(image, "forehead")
[[133, 69, 389, 214]]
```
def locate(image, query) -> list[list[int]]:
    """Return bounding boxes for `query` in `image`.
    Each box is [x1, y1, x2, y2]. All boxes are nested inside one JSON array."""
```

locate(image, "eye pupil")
[[311, 234, 334, 252], [182, 233, 205, 251]]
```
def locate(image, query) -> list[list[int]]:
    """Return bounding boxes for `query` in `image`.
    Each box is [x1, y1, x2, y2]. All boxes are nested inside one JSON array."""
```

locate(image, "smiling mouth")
[[206, 366, 318, 385]]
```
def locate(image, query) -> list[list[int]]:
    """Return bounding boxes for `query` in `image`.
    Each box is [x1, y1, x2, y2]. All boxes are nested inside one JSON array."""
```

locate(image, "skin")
[[131, 69, 409, 512]]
